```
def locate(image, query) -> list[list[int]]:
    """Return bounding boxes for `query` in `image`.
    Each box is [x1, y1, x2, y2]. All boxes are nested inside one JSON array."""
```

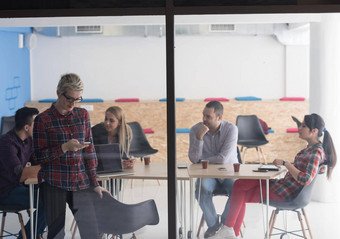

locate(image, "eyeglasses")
[[62, 93, 83, 103]]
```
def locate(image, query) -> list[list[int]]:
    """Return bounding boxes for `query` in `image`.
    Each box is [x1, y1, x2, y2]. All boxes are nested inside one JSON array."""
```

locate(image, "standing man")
[[33, 73, 110, 239], [188, 101, 238, 238], [0, 107, 46, 239]]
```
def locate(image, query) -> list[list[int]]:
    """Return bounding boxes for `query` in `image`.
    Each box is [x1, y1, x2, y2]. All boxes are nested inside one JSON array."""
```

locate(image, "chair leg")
[[259, 147, 267, 165], [1, 212, 6, 238], [266, 209, 279, 239], [242, 148, 248, 164], [72, 223, 78, 239], [255, 147, 262, 164], [18, 212, 27, 239], [196, 214, 205, 237], [70, 218, 76, 231], [297, 211, 308, 239], [302, 208, 313, 239]]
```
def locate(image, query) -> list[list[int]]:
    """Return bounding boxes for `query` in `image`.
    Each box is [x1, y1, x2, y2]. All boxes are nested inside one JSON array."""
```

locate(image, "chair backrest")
[[236, 115, 268, 145], [127, 121, 158, 157], [1, 116, 15, 135], [270, 173, 318, 210], [237, 146, 242, 164]]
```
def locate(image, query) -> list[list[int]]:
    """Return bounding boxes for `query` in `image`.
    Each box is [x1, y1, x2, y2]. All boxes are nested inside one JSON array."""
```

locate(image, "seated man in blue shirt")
[[188, 101, 238, 238], [0, 107, 46, 239]]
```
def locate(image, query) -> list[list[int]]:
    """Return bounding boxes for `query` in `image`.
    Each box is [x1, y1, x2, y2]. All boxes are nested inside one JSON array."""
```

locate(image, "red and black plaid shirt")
[[270, 143, 325, 201], [33, 104, 99, 191]]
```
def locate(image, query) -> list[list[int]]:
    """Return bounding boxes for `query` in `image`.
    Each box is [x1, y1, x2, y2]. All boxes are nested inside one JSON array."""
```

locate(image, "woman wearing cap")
[[213, 113, 337, 239]]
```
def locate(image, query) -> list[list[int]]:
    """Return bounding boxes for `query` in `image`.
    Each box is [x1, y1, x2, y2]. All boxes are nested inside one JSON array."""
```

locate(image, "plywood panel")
[[26, 100, 308, 164]]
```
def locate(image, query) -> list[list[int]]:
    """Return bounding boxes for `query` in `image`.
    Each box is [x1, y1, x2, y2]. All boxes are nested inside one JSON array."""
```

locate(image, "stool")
[[0, 205, 29, 239]]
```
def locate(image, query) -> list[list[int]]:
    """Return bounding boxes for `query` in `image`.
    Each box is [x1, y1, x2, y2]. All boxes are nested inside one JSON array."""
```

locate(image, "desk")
[[120, 162, 190, 238], [26, 162, 190, 239], [187, 164, 286, 239], [25, 177, 38, 239], [24, 176, 112, 239]]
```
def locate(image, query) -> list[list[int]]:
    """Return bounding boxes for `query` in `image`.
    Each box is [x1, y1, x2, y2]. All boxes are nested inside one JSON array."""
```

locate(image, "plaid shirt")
[[33, 104, 99, 191], [270, 143, 325, 201]]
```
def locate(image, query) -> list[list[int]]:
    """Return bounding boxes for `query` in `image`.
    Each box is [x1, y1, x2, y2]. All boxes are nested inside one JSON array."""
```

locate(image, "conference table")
[[119, 162, 190, 238], [187, 163, 286, 239], [25, 162, 190, 239]]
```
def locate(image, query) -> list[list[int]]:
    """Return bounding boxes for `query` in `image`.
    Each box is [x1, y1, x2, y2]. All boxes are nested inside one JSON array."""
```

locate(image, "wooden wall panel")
[[26, 100, 308, 164]]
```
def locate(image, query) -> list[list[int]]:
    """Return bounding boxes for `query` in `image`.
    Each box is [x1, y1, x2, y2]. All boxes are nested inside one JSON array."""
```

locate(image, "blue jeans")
[[195, 178, 235, 228], [0, 185, 46, 239]]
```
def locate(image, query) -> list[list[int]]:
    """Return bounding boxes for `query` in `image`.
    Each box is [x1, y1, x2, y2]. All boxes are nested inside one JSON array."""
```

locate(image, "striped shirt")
[[33, 104, 99, 191], [270, 143, 325, 201]]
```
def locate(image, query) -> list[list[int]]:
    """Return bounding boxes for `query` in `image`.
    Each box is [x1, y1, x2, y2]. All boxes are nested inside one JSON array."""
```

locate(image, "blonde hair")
[[57, 73, 84, 93], [105, 106, 132, 156]]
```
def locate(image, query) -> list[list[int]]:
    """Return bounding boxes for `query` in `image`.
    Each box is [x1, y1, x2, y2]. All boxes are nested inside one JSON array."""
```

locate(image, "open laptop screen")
[[95, 143, 122, 174]]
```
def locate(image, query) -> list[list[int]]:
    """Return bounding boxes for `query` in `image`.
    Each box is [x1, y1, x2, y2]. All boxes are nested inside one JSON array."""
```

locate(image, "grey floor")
[[2, 179, 340, 238]]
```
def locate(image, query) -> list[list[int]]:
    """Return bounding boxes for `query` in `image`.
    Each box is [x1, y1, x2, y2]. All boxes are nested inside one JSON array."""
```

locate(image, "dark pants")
[[40, 183, 100, 239], [0, 185, 46, 239]]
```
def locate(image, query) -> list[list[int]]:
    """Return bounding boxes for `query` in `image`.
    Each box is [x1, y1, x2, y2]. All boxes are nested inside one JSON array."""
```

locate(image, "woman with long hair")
[[213, 113, 337, 239], [92, 106, 134, 168]]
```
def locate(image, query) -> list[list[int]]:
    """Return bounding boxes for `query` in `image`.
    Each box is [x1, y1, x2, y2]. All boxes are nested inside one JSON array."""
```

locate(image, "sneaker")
[[204, 219, 221, 238], [211, 225, 237, 239]]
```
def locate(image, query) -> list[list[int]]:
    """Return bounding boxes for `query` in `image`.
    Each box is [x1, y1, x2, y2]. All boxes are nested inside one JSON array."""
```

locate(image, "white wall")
[[30, 32, 308, 100]]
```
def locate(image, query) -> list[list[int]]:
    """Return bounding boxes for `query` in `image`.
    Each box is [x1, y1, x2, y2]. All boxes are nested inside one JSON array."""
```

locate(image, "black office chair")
[[0, 116, 15, 135], [266, 173, 319, 239], [197, 147, 245, 238], [95, 194, 159, 238], [127, 121, 158, 161], [0, 204, 29, 239], [236, 115, 269, 164]]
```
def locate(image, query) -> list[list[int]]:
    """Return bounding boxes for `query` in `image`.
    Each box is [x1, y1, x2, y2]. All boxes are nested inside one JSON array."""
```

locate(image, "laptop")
[[95, 143, 134, 177]]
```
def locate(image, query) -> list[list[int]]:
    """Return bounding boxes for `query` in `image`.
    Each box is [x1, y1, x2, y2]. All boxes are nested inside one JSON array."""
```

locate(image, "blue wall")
[[0, 27, 32, 126]]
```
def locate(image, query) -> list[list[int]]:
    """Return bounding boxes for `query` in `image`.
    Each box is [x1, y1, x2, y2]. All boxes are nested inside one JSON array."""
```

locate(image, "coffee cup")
[[144, 156, 151, 166], [201, 160, 208, 169], [233, 163, 240, 172]]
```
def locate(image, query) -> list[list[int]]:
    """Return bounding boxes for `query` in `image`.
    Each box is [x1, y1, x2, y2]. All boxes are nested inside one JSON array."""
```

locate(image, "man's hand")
[[20, 165, 41, 182], [94, 186, 111, 199], [62, 139, 89, 153], [197, 123, 209, 140]]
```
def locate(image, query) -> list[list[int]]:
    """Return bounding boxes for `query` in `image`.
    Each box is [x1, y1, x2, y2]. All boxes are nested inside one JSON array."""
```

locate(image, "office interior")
[[1, 8, 340, 238]]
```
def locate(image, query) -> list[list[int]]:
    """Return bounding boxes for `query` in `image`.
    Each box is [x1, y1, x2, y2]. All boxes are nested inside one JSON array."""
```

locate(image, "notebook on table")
[[95, 143, 134, 177]]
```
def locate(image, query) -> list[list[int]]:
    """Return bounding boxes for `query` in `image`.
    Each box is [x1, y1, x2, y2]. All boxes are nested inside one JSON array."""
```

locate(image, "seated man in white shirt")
[[188, 100, 238, 238]]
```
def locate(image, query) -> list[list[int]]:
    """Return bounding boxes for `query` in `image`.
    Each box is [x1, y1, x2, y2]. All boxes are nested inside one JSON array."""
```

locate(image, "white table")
[[187, 163, 286, 239]]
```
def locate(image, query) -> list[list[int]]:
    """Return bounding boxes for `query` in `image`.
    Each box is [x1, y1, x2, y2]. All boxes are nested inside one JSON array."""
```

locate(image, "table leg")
[[189, 178, 194, 239], [29, 184, 34, 239], [183, 180, 187, 239], [266, 179, 269, 239]]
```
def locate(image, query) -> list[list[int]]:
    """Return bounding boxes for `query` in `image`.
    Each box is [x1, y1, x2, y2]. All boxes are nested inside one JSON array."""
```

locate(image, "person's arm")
[[188, 124, 205, 163], [204, 124, 238, 164], [273, 148, 322, 185], [0, 139, 24, 186], [33, 114, 88, 164], [82, 111, 100, 187], [33, 115, 66, 164], [19, 165, 41, 182]]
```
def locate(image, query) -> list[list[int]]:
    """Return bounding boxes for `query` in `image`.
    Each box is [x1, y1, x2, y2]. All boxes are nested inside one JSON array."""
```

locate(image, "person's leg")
[[219, 178, 236, 224], [40, 183, 67, 239], [71, 188, 100, 239], [225, 179, 283, 237], [195, 178, 219, 228], [0, 185, 46, 239]]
